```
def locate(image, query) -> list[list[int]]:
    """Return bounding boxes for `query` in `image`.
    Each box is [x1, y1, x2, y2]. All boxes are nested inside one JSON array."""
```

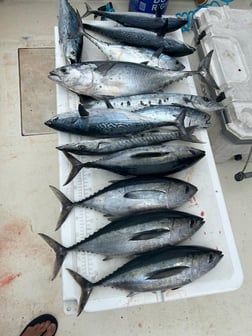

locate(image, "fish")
[[67, 245, 223, 315], [45, 105, 192, 137], [134, 105, 211, 129], [56, 129, 201, 156], [39, 210, 204, 279], [62, 145, 205, 185], [58, 0, 83, 64], [80, 92, 224, 114], [50, 176, 198, 230], [81, 29, 185, 70], [82, 2, 188, 34], [80, 22, 195, 57], [48, 51, 216, 99]]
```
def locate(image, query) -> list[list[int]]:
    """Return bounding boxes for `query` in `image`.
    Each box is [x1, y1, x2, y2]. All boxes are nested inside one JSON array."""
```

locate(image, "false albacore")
[[62, 145, 205, 185], [59, 0, 83, 64], [67, 245, 223, 315], [48, 51, 216, 99], [50, 176, 198, 230], [39, 209, 204, 279]]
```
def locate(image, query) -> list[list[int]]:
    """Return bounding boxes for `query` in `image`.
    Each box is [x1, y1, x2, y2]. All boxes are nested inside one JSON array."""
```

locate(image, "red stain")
[[0, 272, 22, 288], [138, 322, 143, 328], [200, 210, 205, 217]]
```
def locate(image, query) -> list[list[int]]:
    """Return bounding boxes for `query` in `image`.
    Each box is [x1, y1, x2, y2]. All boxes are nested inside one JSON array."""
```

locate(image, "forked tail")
[[39, 233, 68, 280], [197, 50, 219, 90], [50, 185, 75, 230], [67, 268, 94, 316]]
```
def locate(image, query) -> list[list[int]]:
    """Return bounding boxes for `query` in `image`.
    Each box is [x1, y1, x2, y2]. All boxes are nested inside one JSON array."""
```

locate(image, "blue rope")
[[176, 0, 235, 32]]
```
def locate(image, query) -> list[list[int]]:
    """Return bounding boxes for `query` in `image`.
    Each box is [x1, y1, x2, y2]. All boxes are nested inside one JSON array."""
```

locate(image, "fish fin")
[[38, 233, 67, 280], [124, 190, 166, 200], [153, 46, 164, 58], [49, 185, 74, 230], [175, 109, 187, 135], [131, 152, 165, 159], [63, 152, 85, 186], [146, 266, 189, 280], [104, 99, 114, 109], [96, 62, 116, 75], [102, 256, 113, 261], [82, 2, 93, 18], [127, 291, 137, 298], [78, 104, 89, 117], [155, 4, 162, 18], [78, 94, 97, 106], [180, 126, 204, 143], [197, 50, 219, 90], [130, 228, 170, 241], [67, 268, 93, 316]]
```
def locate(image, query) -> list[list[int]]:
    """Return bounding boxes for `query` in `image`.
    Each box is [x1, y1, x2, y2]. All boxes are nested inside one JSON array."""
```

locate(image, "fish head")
[[48, 64, 93, 94], [172, 181, 198, 204], [64, 39, 82, 64], [179, 215, 205, 240], [44, 112, 81, 132], [193, 247, 223, 277]]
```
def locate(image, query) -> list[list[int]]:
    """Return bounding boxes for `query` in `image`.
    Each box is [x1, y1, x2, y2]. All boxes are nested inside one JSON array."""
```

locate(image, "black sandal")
[[19, 314, 58, 336]]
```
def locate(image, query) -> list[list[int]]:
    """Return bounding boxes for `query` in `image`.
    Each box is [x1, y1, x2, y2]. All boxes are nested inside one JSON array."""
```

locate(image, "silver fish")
[[82, 2, 187, 34], [59, 0, 83, 64], [56, 129, 201, 156], [134, 105, 211, 129], [62, 145, 205, 185], [67, 245, 223, 315], [82, 30, 185, 70], [81, 22, 195, 57], [48, 51, 215, 99], [39, 210, 204, 279], [45, 106, 190, 137], [81, 92, 224, 114], [50, 176, 198, 230]]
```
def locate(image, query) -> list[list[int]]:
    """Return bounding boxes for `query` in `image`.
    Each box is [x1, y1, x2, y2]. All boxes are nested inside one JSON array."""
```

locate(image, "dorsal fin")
[[78, 104, 89, 117], [155, 5, 162, 18]]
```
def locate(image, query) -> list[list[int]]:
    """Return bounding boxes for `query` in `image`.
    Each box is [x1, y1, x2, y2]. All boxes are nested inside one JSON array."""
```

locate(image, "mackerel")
[[56, 129, 201, 156], [81, 22, 195, 57], [82, 30, 185, 70], [81, 92, 224, 114], [39, 210, 204, 279], [82, 2, 187, 34], [50, 176, 198, 230]]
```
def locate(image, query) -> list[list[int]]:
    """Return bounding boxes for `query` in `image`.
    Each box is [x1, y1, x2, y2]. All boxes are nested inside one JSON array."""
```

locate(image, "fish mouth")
[[48, 70, 61, 81]]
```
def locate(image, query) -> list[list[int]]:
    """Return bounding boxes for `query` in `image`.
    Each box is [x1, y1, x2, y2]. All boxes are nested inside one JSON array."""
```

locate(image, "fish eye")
[[61, 68, 67, 73], [70, 51, 76, 56], [208, 253, 214, 264], [203, 97, 210, 102], [190, 219, 195, 228], [185, 185, 190, 194]]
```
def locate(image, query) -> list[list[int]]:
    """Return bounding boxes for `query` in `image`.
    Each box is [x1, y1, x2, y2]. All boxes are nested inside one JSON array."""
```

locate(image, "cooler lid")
[[193, 6, 252, 143]]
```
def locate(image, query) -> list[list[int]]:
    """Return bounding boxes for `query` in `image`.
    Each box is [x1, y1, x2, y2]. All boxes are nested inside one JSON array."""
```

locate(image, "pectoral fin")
[[146, 266, 189, 280], [130, 228, 170, 241]]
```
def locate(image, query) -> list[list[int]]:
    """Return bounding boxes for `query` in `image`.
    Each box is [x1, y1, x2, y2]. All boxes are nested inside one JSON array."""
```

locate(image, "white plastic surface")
[[194, 6, 252, 142], [53, 24, 243, 314]]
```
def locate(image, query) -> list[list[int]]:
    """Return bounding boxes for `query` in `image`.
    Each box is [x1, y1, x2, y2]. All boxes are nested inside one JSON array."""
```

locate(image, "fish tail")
[[67, 268, 94, 316], [82, 2, 93, 18], [49, 185, 75, 230], [197, 50, 219, 90], [39, 233, 68, 280], [63, 152, 85, 185], [180, 126, 204, 144]]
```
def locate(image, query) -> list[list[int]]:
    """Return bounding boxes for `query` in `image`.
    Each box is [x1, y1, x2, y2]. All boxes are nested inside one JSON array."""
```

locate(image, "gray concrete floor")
[[0, 1, 251, 335]]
